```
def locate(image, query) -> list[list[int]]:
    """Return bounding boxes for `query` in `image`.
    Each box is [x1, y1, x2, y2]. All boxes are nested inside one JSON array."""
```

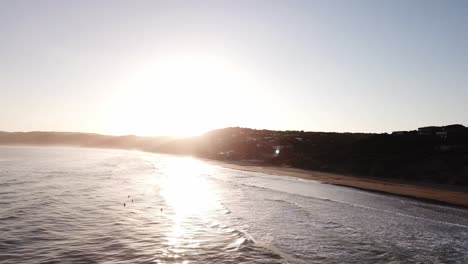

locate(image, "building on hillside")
[[444, 124, 466, 135], [435, 131, 448, 139], [418, 126, 443, 136], [418, 124, 466, 138]]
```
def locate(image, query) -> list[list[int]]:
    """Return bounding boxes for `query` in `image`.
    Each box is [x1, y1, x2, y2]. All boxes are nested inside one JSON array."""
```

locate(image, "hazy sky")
[[1, 1, 467, 136]]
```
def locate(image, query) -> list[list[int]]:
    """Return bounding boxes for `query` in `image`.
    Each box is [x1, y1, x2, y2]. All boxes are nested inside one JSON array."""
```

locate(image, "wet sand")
[[208, 160, 468, 207]]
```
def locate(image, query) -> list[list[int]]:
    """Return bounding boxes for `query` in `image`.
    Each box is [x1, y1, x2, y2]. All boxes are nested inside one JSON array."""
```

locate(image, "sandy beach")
[[208, 160, 468, 207]]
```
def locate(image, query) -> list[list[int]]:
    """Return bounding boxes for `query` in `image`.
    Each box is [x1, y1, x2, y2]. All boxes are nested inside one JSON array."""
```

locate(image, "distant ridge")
[[1, 125, 467, 187]]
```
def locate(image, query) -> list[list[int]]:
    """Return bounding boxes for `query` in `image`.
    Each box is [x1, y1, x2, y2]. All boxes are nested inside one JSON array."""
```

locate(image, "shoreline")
[[206, 159, 468, 208], [1, 145, 467, 207]]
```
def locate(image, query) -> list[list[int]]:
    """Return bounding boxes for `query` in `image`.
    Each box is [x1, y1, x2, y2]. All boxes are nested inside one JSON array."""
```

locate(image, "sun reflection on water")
[[159, 157, 217, 217], [158, 157, 220, 259]]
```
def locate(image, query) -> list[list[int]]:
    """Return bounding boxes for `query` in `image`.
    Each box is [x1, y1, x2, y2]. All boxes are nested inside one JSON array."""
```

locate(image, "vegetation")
[[1, 125, 467, 187]]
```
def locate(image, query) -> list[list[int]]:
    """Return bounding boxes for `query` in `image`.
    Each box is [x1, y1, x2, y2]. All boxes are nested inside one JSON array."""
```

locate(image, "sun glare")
[[159, 156, 218, 217], [104, 53, 256, 137]]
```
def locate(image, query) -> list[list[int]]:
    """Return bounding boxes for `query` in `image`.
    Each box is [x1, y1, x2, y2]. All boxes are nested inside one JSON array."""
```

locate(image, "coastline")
[[1, 144, 467, 207], [207, 159, 468, 207]]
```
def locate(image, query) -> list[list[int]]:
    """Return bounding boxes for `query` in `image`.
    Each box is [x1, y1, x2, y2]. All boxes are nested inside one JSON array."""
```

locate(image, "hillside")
[[1, 125, 467, 187]]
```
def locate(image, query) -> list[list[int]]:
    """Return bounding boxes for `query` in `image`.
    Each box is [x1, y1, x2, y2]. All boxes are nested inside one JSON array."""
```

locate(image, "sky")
[[1, 0, 467, 136]]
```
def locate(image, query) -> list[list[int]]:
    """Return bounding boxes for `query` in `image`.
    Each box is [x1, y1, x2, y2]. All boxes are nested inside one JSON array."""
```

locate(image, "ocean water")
[[0, 146, 467, 264]]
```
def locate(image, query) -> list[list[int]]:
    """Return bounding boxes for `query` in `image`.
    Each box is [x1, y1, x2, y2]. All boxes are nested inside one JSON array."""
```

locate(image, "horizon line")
[[1, 123, 466, 138]]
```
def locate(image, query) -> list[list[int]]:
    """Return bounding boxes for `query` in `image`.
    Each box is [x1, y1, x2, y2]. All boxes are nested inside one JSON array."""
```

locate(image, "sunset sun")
[[104, 53, 254, 137]]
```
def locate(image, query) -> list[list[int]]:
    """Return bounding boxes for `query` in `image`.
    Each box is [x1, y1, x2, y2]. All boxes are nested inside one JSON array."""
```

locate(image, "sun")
[[104, 52, 254, 137]]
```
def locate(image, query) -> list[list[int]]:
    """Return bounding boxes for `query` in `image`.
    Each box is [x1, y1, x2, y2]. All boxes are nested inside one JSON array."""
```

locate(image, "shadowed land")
[[1, 125, 468, 206]]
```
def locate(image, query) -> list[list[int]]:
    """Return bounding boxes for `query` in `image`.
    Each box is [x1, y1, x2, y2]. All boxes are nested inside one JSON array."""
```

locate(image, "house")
[[273, 145, 294, 151], [418, 124, 466, 138], [418, 126, 443, 136], [444, 124, 466, 135], [218, 150, 235, 158], [435, 131, 448, 139]]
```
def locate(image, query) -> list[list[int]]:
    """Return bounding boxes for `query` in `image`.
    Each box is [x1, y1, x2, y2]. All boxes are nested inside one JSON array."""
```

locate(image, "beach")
[[2, 146, 467, 263], [209, 160, 468, 207]]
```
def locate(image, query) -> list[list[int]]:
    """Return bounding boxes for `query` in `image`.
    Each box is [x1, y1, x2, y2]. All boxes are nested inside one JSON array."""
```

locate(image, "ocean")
[[0, 146, 467, 263]]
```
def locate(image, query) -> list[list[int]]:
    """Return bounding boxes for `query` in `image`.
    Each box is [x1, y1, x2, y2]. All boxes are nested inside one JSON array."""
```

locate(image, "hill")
[[1, 125, 468, 187]]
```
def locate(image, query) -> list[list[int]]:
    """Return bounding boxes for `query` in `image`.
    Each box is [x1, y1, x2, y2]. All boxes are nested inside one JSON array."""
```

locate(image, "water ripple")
[[0, 146, 467, 263]]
